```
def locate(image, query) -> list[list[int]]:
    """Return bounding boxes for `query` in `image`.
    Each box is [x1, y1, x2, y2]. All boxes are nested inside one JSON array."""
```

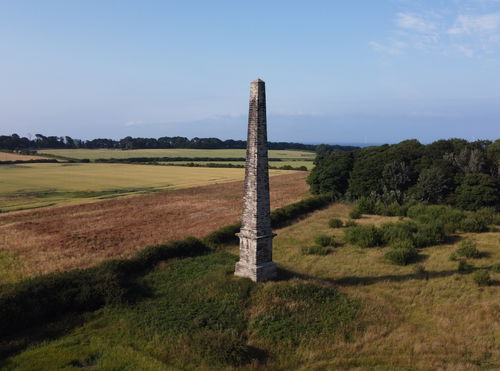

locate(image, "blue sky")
[[1, 0, 499, 143]]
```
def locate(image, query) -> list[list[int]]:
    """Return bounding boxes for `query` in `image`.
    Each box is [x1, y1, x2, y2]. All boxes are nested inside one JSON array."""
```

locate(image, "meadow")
[[39, 148, 315, 161], [0, 163, 295, 212], [0, 152, 46, 161], [1, 202, 498, 370], [0, 172, 309, 282]]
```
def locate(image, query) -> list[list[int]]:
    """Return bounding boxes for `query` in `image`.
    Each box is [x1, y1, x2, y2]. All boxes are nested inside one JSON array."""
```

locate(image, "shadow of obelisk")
[[235, 79, 277, 282]]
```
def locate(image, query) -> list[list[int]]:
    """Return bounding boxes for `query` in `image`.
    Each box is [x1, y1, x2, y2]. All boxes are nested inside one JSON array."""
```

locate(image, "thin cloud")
[[369, 40, 407, 55], [448, 13, 500, 35], [396, 13, 436, 33]]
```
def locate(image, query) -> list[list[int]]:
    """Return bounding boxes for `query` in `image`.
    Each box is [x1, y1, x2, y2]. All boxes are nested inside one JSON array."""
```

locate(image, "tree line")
[[307, 138, 500, 211], [0, 133, 357, 152]]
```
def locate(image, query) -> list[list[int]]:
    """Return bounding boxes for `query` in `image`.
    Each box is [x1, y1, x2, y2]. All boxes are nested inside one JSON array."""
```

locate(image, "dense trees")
[[308, 138, 500, 211], [0, 133, 343, 151]]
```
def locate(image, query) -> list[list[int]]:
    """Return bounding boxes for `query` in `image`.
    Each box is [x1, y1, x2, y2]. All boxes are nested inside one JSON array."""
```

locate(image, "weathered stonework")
[[235, 79, 277, 282]]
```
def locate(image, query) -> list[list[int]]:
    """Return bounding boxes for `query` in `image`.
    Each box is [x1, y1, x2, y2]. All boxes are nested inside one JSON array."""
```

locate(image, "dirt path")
[[0, 172, 309, 277]]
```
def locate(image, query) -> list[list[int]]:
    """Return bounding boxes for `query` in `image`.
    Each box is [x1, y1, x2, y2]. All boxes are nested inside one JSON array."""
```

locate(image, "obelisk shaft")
[[235, 79, 277, 282]]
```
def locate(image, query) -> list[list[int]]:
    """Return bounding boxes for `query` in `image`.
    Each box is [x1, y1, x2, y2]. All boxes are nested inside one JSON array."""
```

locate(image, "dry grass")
[[246, 204, 500, 369], [0, 172, 309, 280], [0, 152, 46, 161]]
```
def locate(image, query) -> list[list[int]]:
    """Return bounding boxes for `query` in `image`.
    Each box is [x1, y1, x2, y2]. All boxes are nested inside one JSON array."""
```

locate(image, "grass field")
[[0, 172, 309, 279], [39, 148, 315, 160], [0, 152, 46, 161], [0, 163, 295, 212], [159, 160, 314, 169], [2, 203, 499, 369]]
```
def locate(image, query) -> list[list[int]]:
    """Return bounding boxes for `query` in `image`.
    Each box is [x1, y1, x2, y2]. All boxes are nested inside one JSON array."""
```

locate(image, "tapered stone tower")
[[235, 78, 277, 282]]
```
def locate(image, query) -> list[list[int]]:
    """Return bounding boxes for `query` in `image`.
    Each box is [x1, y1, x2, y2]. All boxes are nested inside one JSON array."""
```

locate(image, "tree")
[[412, 167, 450, 203], [454, 174, 499, 210], [307, 151, 354, 195]]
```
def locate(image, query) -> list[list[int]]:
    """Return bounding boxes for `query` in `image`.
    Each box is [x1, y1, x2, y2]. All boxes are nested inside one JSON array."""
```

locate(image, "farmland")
[[2, 203, 499, 369], [39, 148, 315, 161], [0, 172, 309, 281], [0, 163, 295, 212], [0, 152, 47, 162]]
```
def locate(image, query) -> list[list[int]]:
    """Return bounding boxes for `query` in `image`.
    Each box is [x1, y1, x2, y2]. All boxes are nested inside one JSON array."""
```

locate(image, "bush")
[[457, 259, 473, 273], [380, 221, 418, 246], [455, 239, 481, 259], [349, 207, 362, 219], [301, 245, 333, 255], [344, 225, 383, 248], [270, 194, 332, 228], [473, 270, 491, 286], [315, 234, 336, 247], [384, 247, 419, 265], [328, 218, 343, 228], [356, 197, 375, 214], [460, 214, 488, 233], [345, 220, 358, 227], [203, 223, 241, 248], [412, 222, 445, 248], [490, 263, 500, 273]]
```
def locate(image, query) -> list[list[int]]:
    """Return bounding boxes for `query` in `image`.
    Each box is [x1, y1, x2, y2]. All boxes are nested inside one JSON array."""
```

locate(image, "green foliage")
[[490, 263, 500, 273], [301, 245, 333, 255], [307, 151, 354, 195], [460, 214, 489, 233], [204, 223, 241, 248], [345, 220, 358, 227], [344, 225, 383, 248], [457, 259, 473, 273], [249, 282, 361, 345], [315, 234, 336, 247], [380, 221, 418, 246], [328, 217, 343, 228], [270, 194, 332, 228], [349, 207, 362, 219], [384, 246, 419, 265], [412, 166, 450, 203], [473, 270, 491, 286], [413, 264, 426, 275], [455, 174, 500, 211], [455, 239, 481, 259]]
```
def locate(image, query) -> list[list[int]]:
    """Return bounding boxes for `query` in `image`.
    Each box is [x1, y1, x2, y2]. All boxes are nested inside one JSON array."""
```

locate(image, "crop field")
[[0, 172, 309, 281], [0, 152, 46, 161], [39, 148, 315, 160], [159, 160, 314, 169], [0, 163, 295, 212], [2, 203, 499, 369]]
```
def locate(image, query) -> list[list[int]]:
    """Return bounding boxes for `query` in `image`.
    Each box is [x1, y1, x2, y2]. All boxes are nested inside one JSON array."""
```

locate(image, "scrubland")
[[1, 200, 498, 370]]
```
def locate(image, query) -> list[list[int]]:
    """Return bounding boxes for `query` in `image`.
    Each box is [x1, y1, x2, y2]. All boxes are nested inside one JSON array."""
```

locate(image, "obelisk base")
[[235, 261, 277, 282]]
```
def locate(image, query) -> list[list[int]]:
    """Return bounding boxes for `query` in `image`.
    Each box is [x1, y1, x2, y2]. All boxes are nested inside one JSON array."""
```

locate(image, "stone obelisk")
[[235, 79, 277, 282]]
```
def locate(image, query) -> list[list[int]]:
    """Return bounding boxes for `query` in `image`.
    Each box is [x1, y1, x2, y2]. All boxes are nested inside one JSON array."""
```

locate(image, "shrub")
[[301, 245, 333, 255], [349, 207, 362, 219], [384, 247, 419, 265], [457, 259, 473, 273], [328, 218, 343, 228], [390, 239, 415, 249], [412, 222, 445, 248], [460, 214, 488, 233], [455, 239, 481, 258], [356, 197, 375, 214], [413, 264, 426, 275], [380, 221, 418, 246], [490, 263, 500, 273], [344, 225, 383, 248], [473, 270, 491, 286], [315, 234, 336, 247], [203, 223, 241, 248], [345, 220, 358, 227], [270, 194, 332, 228]]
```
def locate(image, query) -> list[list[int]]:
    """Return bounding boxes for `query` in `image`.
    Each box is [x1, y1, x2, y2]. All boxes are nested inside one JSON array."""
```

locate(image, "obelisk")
[[235, 79, 277, 282]]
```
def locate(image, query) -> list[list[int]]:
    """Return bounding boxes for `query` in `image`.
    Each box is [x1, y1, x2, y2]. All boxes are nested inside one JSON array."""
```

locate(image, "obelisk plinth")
[[235, 79, 277, 282]]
